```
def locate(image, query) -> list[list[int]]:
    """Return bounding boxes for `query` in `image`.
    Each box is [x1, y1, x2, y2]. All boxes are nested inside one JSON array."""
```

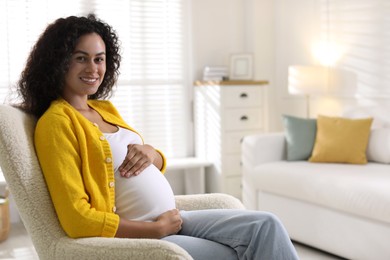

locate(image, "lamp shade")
[[288, 65, 357, 97]]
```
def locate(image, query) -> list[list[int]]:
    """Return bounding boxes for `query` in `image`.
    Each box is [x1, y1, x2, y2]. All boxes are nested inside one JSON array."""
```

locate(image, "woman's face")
[[63, 33, 106, 99]]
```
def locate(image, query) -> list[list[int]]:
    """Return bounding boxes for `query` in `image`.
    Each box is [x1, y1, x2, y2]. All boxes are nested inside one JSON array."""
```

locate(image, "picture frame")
[[229, 53, 253, 80]]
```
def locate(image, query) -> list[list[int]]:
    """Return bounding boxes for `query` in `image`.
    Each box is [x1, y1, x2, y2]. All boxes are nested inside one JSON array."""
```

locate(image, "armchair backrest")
[[0, 105, 65, 258]]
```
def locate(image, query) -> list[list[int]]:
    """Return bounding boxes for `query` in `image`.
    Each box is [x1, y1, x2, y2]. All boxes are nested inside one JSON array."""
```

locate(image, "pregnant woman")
[[17, 14, 298, 260]]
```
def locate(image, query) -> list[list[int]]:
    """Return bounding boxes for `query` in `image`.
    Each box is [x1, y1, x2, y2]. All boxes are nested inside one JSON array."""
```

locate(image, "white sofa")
[[242, 117, 390, 259]]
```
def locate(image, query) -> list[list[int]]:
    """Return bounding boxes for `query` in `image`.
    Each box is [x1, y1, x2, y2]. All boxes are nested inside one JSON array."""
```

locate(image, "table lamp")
[[288, 65, 357, 117]]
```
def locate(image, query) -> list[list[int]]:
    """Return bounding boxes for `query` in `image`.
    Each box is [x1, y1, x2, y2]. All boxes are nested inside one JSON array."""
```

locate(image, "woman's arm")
[[35, 114, 119, 238], [115, 209, 182, 238]]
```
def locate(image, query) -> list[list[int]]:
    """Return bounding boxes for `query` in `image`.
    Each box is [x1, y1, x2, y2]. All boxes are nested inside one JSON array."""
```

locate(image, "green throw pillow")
[[282, 115, 317, 161]]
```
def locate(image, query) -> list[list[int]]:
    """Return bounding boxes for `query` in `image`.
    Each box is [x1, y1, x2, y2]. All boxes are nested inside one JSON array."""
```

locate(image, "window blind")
[[0, 0, 190, 158], [94, 0, 190, 158]]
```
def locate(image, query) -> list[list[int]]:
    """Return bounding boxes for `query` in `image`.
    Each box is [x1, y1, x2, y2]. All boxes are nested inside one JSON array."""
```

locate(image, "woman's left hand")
[[118, 144, 159, 177]]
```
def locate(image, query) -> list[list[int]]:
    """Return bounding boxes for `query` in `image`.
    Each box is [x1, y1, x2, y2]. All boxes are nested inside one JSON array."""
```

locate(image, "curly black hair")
[[17, 14, 121, 117]]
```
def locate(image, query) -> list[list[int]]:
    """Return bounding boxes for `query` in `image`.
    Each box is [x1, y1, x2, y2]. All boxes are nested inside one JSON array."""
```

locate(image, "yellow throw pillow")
[[309, 115, 373, 164]]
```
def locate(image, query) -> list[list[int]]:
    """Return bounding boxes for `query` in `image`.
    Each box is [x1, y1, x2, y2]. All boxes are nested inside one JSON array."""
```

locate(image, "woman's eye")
[[95, 57, 105, 63], [75, 56, 86, 62]]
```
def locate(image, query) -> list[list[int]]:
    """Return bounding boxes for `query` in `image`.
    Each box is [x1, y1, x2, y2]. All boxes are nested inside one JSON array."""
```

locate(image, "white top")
[[104, 127, 176, 221]]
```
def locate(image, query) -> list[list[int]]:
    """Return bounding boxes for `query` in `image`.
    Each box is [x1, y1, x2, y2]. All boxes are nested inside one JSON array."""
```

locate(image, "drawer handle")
[[240, 93, 248, 98], [240, 115, 248, 121]]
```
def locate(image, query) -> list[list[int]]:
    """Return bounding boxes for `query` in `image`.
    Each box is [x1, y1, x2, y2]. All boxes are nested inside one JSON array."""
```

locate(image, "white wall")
[[267, 0, 320, 129], [191, 0, 247, 80]]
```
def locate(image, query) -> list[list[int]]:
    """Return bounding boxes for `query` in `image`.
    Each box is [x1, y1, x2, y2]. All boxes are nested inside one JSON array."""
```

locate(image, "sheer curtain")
[[0, 0, 190, 160]]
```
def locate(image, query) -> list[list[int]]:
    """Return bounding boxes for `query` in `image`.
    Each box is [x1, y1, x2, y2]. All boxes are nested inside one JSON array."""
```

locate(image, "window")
[[0, 0, 191, 158], [94, 1, 191, 158]]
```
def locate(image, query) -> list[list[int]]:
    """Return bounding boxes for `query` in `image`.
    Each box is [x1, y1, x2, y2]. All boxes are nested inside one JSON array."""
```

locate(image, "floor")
[[0, 222, 347, 260]]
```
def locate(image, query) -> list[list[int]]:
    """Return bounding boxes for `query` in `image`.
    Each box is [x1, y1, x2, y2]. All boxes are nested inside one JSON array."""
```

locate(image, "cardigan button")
[[105, 157, 112, 163], [112, 206, 117, 213], [109, 181, 115, 188], [100, 136, 106, 141]]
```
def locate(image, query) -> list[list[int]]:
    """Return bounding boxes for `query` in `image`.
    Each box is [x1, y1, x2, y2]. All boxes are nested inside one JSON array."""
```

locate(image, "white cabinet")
[[194, 81, 268, 199]]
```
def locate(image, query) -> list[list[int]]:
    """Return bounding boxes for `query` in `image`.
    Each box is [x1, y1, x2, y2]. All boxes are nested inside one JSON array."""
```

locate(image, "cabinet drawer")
[[222, 86, 263, 108], [224, 108, 263, 131], [224, 130, 263, 153]]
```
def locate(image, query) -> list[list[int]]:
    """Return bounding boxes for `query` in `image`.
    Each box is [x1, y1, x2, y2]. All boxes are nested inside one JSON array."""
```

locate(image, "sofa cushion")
[[367, 128, 390, 164], [309, 115, 373, 164], [252, 161, 390, 224], [282, 115, 317, 161]]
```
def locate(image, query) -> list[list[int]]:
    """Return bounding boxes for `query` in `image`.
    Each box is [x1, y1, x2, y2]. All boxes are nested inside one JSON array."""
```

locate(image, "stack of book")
[[203, 66, 228, 81]]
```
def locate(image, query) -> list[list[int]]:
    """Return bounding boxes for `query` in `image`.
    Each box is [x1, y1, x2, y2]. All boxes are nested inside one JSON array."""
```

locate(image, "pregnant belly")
[[114, 164, 176, 221]]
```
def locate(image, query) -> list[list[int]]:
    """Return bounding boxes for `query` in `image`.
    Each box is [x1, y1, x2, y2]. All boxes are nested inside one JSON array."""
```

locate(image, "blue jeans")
[[162, 209, 299, 260]]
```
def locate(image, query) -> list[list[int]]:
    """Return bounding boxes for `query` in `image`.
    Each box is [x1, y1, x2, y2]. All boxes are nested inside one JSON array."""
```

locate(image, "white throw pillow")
[[367, 128, 390, 164]]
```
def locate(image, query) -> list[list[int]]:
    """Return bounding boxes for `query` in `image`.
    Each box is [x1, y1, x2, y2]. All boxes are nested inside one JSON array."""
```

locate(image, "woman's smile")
[[80, 76, 99, 85]]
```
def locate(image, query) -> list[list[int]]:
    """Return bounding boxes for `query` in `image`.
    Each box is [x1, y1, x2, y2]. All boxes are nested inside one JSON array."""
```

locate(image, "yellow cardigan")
[[34, 98, 166, 238]]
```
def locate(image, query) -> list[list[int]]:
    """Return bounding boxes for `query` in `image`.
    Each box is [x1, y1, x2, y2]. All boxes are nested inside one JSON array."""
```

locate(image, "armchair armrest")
[[175, 193, 245, 211], [57, 236, 192, 260], [241, 132, 286, 168], [52, 194, 244, 260]]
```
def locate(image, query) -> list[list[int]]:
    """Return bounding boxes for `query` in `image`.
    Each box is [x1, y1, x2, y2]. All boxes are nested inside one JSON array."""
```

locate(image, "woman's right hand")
[[115, 209, 182, 239], [156, 209, 183, 237]]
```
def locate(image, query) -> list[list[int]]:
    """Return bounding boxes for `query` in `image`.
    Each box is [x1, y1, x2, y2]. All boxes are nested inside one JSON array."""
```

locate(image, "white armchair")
[[0, 105, 244, 260]]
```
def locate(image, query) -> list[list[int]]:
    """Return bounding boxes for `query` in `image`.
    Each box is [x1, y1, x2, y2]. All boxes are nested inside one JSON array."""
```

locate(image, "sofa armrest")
[[241, 132, 286, 167], [241, 132, 286, 210]]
